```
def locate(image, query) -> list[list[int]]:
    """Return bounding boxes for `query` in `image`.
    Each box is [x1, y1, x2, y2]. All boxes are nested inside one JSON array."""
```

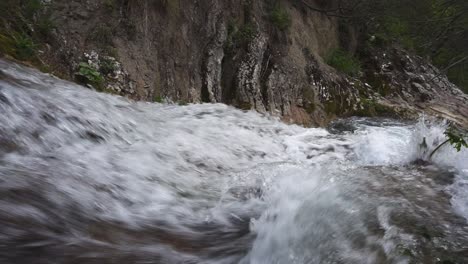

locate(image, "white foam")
[[1, 60, 468, 263]]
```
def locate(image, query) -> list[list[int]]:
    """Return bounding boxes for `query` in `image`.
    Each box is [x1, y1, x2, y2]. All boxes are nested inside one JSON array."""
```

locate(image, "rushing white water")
[[1, 60, 468, 264]]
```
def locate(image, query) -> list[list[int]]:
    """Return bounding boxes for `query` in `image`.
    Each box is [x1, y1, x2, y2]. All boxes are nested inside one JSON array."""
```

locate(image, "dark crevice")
[[259, 46, 273, 111], [200, 56, 211, 103]]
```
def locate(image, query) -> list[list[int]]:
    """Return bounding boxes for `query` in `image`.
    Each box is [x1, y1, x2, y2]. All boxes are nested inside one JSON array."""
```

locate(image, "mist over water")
[[1, 60, 468, 263]]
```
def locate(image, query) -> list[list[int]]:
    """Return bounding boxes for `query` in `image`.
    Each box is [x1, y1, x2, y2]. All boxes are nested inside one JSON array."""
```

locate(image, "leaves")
[[325, 49, 361, 77], [75, 62, 104, 89], [444, 129, 468, 152]]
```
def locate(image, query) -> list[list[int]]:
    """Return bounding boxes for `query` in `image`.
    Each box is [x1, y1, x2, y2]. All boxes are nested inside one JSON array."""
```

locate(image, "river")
[[1, 60, 467, 263]]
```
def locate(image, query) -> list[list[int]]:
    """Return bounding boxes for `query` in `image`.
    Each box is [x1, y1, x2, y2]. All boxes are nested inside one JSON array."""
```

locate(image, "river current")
[[1, 60, 467, 263]]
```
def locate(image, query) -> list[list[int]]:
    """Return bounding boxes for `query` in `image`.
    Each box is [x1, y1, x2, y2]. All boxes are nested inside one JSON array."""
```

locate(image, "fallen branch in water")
[[429, 139, 450, 159]]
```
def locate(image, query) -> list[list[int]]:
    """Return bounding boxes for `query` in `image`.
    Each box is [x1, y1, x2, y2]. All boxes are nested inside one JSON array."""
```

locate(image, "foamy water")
[[1, 60, 467, 263]]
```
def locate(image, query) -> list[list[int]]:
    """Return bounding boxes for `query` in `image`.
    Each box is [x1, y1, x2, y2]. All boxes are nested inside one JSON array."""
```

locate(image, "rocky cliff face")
[[11, 0, 468, 127]]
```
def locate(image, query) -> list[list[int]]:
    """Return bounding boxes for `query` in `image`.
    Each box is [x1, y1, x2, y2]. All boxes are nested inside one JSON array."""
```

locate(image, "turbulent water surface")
[[1, 60, 468, 264]]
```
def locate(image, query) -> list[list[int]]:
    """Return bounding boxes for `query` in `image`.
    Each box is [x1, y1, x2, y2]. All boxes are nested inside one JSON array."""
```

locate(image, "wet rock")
[[236, 34, 268, 112], [0, 92, 11, 106], [411, 82, 425, 93], [13, 0, 468, 127], [327, 120, 357, 134], [81, 130, 105, 143]]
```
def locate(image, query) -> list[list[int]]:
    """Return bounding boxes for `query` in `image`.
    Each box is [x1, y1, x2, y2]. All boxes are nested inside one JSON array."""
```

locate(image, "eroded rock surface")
[[10, 0, 467, 127]]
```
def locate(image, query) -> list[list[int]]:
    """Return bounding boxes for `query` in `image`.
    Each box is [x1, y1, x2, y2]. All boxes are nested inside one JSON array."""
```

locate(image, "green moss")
[[324, 100, 338, 115], [354, 98, 397, 117], [0, 33, 17, 57], [178, 100, 188, 106], [237, 101, 252, 110], [302, 87, 316, 113], [305, 102, 316, 113], [366, 74, 391, 96], [153, 96, 163, 103], [37, 63, 51, 73], [104, 0, 116, 12], [325, 49, 361, 77], [166, 0, 180, 15]]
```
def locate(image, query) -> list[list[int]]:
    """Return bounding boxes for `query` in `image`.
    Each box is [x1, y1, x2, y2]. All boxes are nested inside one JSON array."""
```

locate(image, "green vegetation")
[[12, 34, 37, 60], [445, 129, 468, 152], [225, 22, 257, 53], [75, 62, 104, 89], [178, 100, 188, 106], [429, 128, 467, 158], [0, 32, 37, 61], [366, 74, 391, 96], [305, 0, 468, 92], [364, 0, 467, 92], [99, 57, 117, 75], [88, 25, 118, 58], [354, 98, 397, 117], [153, 96, 164, 103], [324, 100, 338, 115], [371, 16, 415, 50], [302, 88, 316, 113], [0, 0, 55, 62], [104, 0, 116, 12], [36, 14, 56, 39], [325, 49, 361, 77], [237, 101, 252, 110], [236, 23, 256, 43], [269, 5, 291, 31]]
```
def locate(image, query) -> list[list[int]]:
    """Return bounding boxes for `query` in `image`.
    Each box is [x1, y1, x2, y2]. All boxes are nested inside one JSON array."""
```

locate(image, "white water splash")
[[1, 60, 468, 263]]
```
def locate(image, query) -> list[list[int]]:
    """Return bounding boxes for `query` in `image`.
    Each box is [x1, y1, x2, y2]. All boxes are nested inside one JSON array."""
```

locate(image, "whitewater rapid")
[[1, 60, 467, 263]]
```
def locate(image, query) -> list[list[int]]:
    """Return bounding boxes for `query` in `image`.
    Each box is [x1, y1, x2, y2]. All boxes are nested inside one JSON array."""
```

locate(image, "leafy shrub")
[[36, 14, 56, 39], [0, 0, 55, 61], [0, 31, 44, 62], [99, 58, 117, 75], [445, 129, 468, 152], [13, 34, 37, 60], [325, 49, 361, 76], [75, 62, 104, 88], [269, 5, 291, 30]]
